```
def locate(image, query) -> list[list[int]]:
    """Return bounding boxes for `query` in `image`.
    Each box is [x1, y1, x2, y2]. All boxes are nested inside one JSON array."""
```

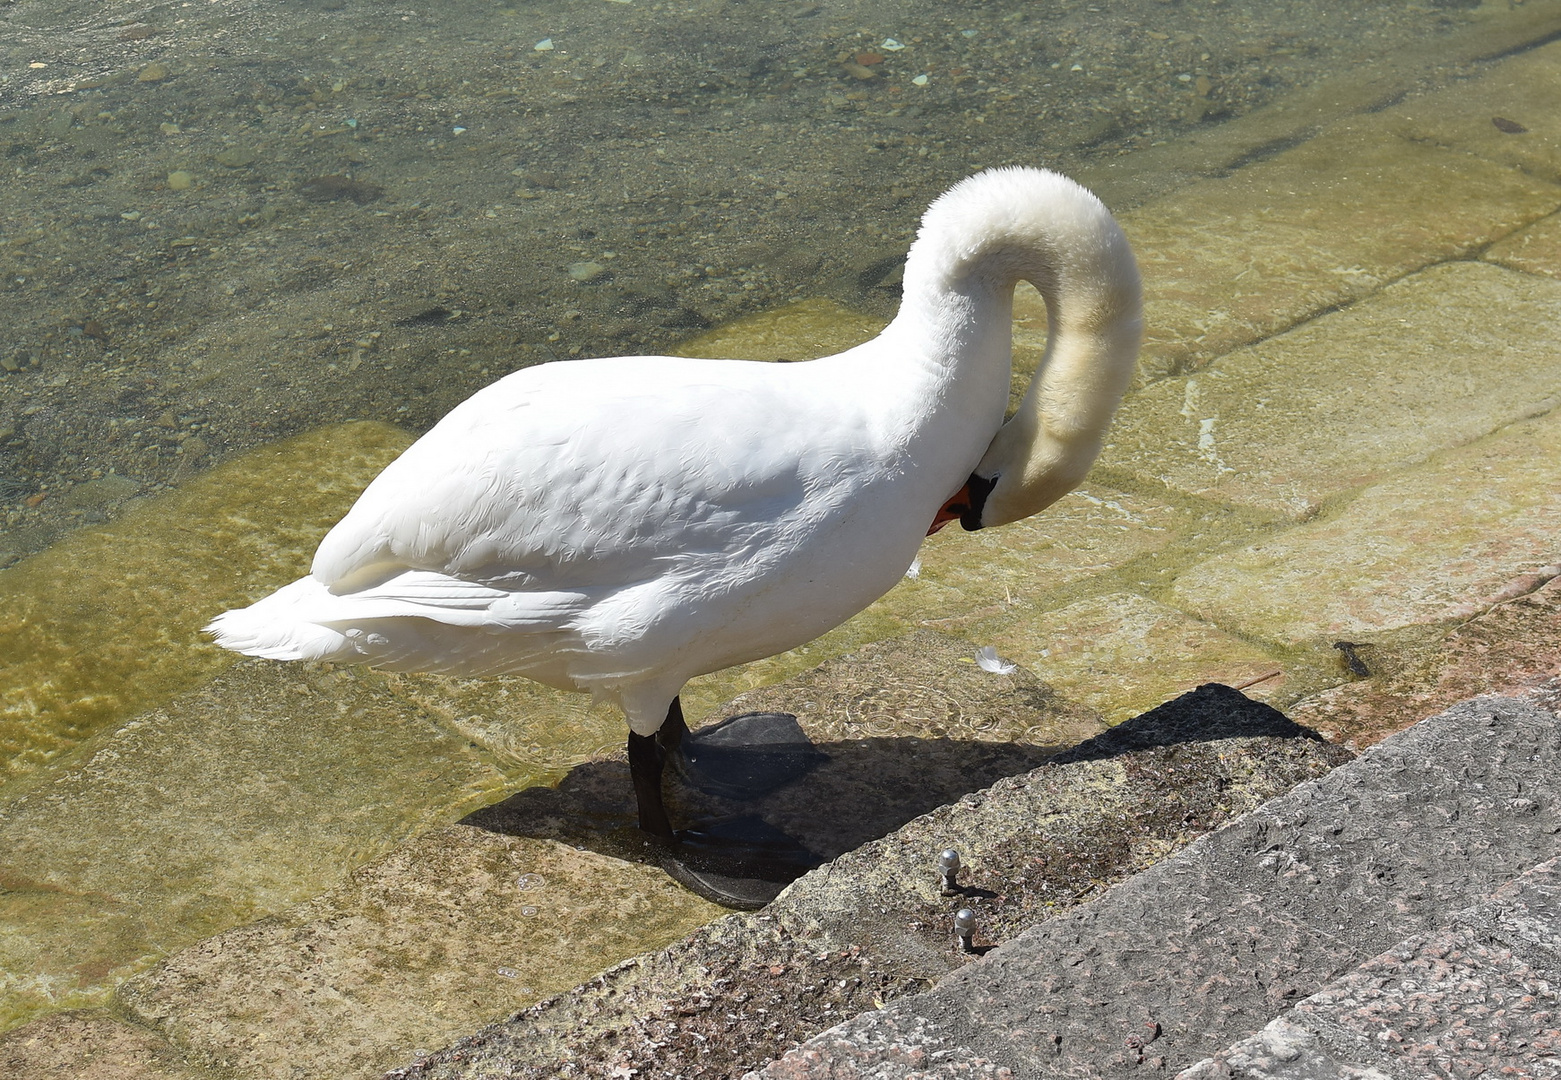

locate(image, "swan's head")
[[934, 296, 1141, 532], [927, 169, 1144, 532]]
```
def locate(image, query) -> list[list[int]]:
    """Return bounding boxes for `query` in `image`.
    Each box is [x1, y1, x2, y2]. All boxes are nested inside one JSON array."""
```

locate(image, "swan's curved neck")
[[891, 169, 1142, 528]]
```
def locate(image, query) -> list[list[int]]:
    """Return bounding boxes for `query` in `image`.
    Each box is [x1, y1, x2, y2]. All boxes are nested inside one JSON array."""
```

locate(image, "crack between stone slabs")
[[1475, 23, 1561, 63]]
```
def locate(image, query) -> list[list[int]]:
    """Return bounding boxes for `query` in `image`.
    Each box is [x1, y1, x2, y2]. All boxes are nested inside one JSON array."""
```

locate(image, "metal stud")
[[938, 848, 961, 893], [954, 907, 976, 952]]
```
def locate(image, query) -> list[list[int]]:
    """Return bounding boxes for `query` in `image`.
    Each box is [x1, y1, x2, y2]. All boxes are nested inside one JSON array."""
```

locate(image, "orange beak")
[[927, 483, 972, 536]]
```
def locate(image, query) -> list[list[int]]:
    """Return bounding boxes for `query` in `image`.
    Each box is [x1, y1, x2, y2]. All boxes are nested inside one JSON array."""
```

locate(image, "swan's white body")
[[208, 168, 1142, 738]]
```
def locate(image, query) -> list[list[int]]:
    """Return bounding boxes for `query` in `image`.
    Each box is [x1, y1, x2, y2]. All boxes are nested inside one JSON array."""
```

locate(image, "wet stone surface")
[[0, 421, 411, 789], [1103, 262, 1561, 521], [1169, 406, 1561, 649], [114, 827, 723, 1080], [0, 658, 515, 1029], [469, 631, 1107, 871], [1291, 576, 1561, 748], [0, 1010, 207, 1080]]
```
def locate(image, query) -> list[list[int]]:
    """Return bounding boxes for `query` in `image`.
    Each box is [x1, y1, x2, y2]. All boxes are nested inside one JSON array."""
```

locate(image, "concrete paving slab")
[[1180, 858, 1561, 1079], [115, 826, 723, 1080], [1168, 407, 1561, 646], [754, 695, 1561, 1077], [1488, 209, 1561, 280], [0, 659, 513, 1030], [1100, 261, 1561, 520], [1123, 125, 1560, 380]]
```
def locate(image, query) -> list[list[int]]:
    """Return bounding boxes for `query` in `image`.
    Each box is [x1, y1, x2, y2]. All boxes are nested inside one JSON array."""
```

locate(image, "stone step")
[[1177, 856, 1561, 1080], [751, 691, 1561, 1077]]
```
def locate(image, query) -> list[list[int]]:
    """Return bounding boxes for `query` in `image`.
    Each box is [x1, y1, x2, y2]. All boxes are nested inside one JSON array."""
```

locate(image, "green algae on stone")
[[1125, 118, 1561, 380], [0, 658, 516, 1034], [1170, 408, 1561, 648], [116, 826, 723, 1080], [1101, 262, 1561, 520], [0, 421, 413, 788]]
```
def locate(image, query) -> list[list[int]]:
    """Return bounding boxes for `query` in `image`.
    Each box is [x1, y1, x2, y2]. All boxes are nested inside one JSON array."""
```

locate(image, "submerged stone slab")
[[1124, 123, 1561, 379], [0, 659, 513, 1031], [1291, 576, 1561, 749], [1074, 3, 1561, 211], [1170, 407, 1561, 647], [1487, 209, 1561, 280], [1102, 261, 1561, 520], [0, 421, 412, 789], [995, 592, 1287, 724], [0, 1010, 203, 1080], [671, 297, 883, 361], [1382, 39, 1561, 197], [116, 826, 722, 1080]]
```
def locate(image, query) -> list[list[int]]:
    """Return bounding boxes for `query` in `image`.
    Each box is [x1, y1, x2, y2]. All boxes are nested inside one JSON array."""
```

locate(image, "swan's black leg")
[[656, 696, 689, 754], [628, 697, 686, 840]]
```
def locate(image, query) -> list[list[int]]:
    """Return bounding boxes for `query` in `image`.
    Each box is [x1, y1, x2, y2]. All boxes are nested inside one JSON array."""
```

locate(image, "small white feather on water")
[[975, 646, 1016, 675]]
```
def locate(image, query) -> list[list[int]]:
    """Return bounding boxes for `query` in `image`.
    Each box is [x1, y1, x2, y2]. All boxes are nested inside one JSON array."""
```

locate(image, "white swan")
[[207, 167, 1142, 840]]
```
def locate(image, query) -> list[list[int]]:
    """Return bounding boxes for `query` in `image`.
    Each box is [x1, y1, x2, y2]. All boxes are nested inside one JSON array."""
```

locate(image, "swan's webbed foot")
[[670, 710, 826, 799], [631, 701, 827, 908]]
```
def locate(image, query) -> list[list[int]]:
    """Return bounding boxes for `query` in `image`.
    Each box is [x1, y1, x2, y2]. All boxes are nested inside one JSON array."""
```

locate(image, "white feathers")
[[975, 646, 1017, 675]]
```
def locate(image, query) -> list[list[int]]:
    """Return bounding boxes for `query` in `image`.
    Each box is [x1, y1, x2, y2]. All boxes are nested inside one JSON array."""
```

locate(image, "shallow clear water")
[[0, 0, 1549, 1038]]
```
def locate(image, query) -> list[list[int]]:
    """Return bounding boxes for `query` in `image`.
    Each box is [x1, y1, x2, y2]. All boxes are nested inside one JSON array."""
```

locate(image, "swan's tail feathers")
[[205, 577, 361, 663], [205, 572, 589, 678]]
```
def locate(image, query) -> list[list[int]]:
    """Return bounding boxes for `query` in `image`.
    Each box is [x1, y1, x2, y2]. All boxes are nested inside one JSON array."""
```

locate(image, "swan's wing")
[[311, 356, 856, 604]]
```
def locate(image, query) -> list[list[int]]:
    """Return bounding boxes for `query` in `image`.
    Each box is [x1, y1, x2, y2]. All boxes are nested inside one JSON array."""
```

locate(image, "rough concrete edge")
[[1176, 853, 1561, 1080]]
